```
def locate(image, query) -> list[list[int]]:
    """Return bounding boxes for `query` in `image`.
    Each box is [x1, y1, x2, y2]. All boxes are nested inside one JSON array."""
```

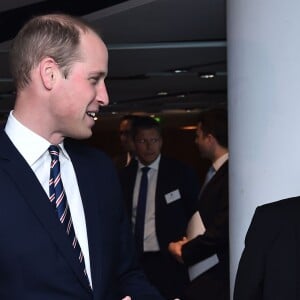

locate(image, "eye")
[[136, 139, 146, 144], [89, 72, 107, 86], [150, 138, 159, 144], [89, 77, 99, 85]]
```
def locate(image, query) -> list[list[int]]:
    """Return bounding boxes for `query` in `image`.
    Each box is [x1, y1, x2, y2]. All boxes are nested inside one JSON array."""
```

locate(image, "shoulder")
[[119, 159, 137, 177], [247, 196, 300, 241], [64, 138, 113, 168], [113, 152, 128, 169], [243, 196, 300, 258], [210, 161, 228, 186], [256, 196, 300, 220], [216, 160, 228, 176]]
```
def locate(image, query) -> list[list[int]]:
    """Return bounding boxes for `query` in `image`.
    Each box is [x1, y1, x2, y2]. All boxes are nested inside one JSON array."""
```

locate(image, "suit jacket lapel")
[[155, 156, 166, 210], [123, 162, 138, 221], [202, 161, 228, 192], [0, 132, 91, 291], [66, 143, 103, 297]]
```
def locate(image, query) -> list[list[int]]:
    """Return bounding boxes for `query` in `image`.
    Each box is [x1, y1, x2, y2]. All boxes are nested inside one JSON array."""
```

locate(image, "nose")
[[97, 81, 109, 106], [145, 141, 153, 150]]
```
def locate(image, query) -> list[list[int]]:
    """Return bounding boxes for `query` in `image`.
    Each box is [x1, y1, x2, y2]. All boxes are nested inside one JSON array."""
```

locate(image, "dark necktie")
[[48, 145, 89, 283], [204, 165, 216, 185], [134, 166, 150, 255]]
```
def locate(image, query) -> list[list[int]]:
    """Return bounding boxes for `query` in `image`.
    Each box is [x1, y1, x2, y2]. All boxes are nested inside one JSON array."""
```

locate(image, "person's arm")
[[181, 164, 201, 218], [168, 237, 188, 263], [117, 205, 164, 299], [181, 184, 228, 265]]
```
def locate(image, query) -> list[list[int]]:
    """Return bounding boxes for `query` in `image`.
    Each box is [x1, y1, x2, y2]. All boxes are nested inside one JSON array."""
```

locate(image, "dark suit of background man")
[[234, 196, 300, 300], [169, 108, 229, 300], [0, 13, 164, 299], [113, 115, 139, 169], [119, 116, 200, 299]]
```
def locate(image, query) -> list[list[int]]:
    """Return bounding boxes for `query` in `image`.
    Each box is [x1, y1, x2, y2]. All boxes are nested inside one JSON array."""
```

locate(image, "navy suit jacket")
[[119, 155, 200, 254], [0, 130, 163, 300], [234, 197, 300, 300]]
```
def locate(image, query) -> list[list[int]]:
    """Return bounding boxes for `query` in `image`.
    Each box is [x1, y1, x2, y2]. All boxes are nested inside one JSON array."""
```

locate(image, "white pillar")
[[228, 0, 300, 298]]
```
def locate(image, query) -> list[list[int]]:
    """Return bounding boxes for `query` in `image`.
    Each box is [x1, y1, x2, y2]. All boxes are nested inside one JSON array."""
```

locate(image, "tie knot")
[[206, 165, 216, 182], [141, 166, 150, 174], [208, 165, 215, 174], [48, 145, 60, 159]]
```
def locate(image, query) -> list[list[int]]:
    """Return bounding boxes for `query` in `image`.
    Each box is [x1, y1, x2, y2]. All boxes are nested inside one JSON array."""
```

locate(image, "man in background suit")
[[169, 108, 229, 300], [119, 116, 200, 299], [113, 115, 139, 169], [234, 197, 300, 300], [0, 13, 163, 299]]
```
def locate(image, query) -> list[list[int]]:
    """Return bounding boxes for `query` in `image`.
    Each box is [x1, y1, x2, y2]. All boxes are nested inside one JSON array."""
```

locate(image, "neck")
[[211, 147, 228, 163]]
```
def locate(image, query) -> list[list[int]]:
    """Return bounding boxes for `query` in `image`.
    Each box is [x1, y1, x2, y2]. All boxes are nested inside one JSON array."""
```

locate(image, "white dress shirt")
[[4, 111, 92, 287], [132, 155, 161, 252], [212, 152, 229, 172]]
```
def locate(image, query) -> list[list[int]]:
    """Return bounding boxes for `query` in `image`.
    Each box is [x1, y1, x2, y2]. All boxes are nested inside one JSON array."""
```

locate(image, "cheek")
[[66, 76, 95, 100], [75, 85, 94, 100], [135, 144, 146, 155], [197, 141, 204, 150]]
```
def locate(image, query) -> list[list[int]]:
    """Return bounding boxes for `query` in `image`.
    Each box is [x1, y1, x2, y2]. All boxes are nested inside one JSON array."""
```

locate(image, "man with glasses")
[[119, 116, 200, 300]]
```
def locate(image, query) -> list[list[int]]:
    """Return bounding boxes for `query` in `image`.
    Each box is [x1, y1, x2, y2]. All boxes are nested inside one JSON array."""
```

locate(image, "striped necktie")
[[48, 145, 89, 283]]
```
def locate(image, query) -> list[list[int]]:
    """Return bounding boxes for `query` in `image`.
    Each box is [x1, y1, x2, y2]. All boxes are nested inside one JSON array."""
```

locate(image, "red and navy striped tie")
[[48, 145, 89, 284]]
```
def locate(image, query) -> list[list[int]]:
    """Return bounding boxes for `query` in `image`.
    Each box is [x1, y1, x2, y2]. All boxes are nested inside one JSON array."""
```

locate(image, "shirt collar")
[[138, 154, 161, 171], [212, 152, 229, 172], [4, 111, 69, 166]]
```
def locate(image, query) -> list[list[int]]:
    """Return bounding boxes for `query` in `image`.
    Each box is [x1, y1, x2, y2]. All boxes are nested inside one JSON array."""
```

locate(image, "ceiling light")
[[157, 91, 168, 96], [199, 73, 215, 79], [180, 125, 197, 131], [174, 69, 187, 74]]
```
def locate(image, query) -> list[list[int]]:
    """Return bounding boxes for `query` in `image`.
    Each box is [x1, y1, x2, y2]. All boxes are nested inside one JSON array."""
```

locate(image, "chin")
[[69, 129, 93, 140]]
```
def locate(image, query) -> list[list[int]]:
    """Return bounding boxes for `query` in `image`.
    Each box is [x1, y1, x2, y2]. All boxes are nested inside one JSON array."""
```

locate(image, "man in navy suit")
[[119, 116, 200, 299], [0, 13, 163, 299], [169, 108, 229, 300]]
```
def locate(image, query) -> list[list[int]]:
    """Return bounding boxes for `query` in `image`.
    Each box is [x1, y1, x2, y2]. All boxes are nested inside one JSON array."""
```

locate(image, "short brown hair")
[[198, 108, 228, 148], [10, 13, 98, 90]]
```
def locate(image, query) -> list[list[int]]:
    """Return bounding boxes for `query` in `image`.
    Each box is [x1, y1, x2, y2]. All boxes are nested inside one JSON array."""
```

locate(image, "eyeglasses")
[[135, 138, 160, 145]]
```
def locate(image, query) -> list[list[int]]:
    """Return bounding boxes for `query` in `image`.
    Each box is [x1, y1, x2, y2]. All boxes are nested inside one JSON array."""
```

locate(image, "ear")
[[39, 57, 59, 90], [159, 137, 163, 148], [206, 133, 216, 145]]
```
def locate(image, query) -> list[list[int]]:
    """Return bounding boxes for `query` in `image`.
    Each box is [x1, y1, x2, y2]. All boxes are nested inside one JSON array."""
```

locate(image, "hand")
[[168, 237, 189, 263], [122, 297, 131, 300]]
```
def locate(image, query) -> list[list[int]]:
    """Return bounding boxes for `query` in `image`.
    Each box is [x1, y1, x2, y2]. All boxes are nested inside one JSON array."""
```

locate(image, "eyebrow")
[[90, 71, 107, 78]]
